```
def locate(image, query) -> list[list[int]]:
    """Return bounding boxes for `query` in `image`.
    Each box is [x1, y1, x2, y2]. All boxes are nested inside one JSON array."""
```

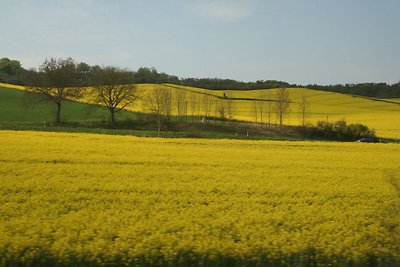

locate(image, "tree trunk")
[[55, 102, 62, 124], [157, 120, 161, 137], [110, 109, 115, 125]]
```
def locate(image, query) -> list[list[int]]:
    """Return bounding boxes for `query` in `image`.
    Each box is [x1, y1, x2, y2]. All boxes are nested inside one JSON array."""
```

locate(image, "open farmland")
[[2, 82, 398, 139], [0, 130, 399, 266]]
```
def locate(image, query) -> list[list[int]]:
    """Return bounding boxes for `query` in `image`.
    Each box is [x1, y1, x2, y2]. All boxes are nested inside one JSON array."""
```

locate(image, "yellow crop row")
[[0, 82, 25, 90], [0, 130, 399, 266]]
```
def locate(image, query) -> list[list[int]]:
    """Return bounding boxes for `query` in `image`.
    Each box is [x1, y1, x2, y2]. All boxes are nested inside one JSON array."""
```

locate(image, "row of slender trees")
[[135, 84, 304, 134], [251, 89, 311, 127], [143, 88, 238, 135], [142, 86, 301, 136]]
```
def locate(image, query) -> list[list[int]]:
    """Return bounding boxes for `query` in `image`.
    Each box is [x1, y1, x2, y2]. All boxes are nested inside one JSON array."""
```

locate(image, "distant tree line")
[[1, 57, 399, 98], [0, 58, 27, 85], [128, 67, 400, 98], [133, 67, 292, 90], [305, 83, 400, 99]]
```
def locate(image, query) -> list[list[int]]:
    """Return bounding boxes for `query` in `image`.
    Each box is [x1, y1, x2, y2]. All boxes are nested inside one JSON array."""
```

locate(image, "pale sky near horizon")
[[1, 0, 399, 85]]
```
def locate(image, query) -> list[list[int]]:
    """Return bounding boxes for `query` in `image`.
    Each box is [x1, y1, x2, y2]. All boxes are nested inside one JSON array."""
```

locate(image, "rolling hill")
[[137, 84, 400, 139], [1, 82, 399, 138]]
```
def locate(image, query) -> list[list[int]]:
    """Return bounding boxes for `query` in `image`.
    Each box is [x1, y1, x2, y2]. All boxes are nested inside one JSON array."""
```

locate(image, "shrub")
[[307, 119, 375, 141]]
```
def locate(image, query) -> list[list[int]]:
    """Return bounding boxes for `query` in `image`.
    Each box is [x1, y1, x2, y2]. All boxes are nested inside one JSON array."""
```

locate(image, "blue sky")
[[1, 0, 399, 84]]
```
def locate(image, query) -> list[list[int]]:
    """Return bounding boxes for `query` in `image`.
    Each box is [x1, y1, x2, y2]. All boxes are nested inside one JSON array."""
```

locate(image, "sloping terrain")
[[144, 84, 400, 138], [0, 86, 136, 124], [1, 83, 399, 138]]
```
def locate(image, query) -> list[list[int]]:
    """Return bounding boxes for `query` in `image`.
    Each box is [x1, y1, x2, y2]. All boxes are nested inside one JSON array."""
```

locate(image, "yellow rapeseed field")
[[0, 130, 399, 266]]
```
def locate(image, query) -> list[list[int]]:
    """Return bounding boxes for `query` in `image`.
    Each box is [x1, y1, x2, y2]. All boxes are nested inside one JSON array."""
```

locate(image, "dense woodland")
[[1, 57, 399, 98]]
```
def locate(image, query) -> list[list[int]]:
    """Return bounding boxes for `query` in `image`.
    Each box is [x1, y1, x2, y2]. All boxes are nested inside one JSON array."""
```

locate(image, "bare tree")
[[143, 86, 172, 136], [165, 89, 172, 119], [298, 92, 311, 127], [274, 88, 291, 126], [215, 99, 226, 123], [252, 101, 259, 123], [188, 93, 197, 121], [201, 94, 213, 118], [91, 66, 138, 124], [267, 101, 273, 125], [256, 91, 274, 126], [257, 91, 273, 126], [215, 99, 234, 124], [175, 89, 187, 120], [226, 100, 234, 121], [260, 102, 265, 125], [257, 101, 266, 125], [25, 57, 83, 124], [197, 96, 201, 117]]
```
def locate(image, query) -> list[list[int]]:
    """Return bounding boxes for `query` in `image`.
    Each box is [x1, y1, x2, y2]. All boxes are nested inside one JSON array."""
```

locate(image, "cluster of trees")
[[9, 57, 378, 140], [25, 58, 138, 124], [23, 58, 241, 135], [141, 86, 236, 135], [306, 119, 376, 141], [21, 57, 301, 134], [251, 88, 293, 126], [0, 58, 27, 85], [3, 57, 399, 98]]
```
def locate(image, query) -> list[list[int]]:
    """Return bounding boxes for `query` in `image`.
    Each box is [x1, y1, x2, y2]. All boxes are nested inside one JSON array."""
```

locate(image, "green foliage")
[[0, 58, 26, 85], [307, 119, 376, 141], [76, 62, 101, 86], [134, 67, 179, 84]]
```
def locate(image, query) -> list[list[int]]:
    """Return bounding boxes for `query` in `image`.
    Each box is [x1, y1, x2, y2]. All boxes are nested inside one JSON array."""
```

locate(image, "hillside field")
[[1, 82, 399, 138], [158, 84, 400, 139], [0, 86, 137, 124], [0, 130, 399, 266]]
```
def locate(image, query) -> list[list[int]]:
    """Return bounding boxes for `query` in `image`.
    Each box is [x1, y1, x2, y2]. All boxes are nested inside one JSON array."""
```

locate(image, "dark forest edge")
[[1, 57, 400, 98]]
